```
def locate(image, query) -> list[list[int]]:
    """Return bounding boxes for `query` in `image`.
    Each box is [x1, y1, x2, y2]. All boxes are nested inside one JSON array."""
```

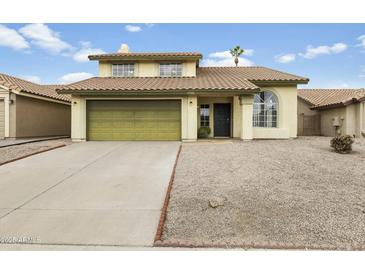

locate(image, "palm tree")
[[230, 46, 245, 67]]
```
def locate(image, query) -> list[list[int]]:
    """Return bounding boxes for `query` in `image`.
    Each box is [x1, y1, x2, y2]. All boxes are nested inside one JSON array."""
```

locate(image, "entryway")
[[197, 97, 233, 139], [214, 103, 231, 137]]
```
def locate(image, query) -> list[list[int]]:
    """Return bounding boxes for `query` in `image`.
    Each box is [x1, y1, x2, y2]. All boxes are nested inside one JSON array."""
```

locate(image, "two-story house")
[[57, 44, 309, 141]]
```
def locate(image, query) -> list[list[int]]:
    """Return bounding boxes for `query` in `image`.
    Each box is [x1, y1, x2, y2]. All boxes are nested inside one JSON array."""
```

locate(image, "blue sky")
[[0, 23, 364, 88]]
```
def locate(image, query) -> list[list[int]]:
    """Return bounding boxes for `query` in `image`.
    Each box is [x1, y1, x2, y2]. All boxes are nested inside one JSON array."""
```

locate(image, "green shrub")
[[198, 127, 211, 138], [330, 135, 354, 154]]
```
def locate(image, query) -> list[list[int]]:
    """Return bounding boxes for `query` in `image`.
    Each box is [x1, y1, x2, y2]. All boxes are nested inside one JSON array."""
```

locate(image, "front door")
[[214, 103, 231, 137]]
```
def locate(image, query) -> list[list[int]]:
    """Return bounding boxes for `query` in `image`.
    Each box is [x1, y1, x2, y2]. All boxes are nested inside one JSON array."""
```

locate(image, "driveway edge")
[[154, 144, 182, 244], [0, 144, 66, 166], [154, 239, 365, 250]]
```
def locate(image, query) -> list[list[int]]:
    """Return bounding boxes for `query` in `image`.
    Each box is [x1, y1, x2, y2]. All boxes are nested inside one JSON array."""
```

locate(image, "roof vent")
[[118, 44, 130, 53]]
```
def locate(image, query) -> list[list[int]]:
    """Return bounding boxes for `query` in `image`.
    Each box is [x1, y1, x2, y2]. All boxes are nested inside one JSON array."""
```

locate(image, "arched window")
[[253, 91, 278, 128]]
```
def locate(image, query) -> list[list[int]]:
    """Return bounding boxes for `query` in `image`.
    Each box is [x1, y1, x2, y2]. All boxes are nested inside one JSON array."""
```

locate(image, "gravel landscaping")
[[161, 137, 365, 249], [0, 138, 71, 165]]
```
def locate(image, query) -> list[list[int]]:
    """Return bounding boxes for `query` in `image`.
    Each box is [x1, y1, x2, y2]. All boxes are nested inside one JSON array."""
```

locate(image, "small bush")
[[198, 127, 211, 138], [330, 135, 354, 154]]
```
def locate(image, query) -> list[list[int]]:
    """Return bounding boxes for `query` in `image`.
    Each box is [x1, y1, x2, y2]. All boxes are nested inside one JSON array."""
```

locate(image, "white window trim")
[[112, 63, 135, 77], [253, 91, 279, 128], [159, 63, 183, 77]]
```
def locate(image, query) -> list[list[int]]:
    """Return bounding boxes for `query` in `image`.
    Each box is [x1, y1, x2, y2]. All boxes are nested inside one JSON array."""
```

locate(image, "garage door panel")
[[87, 100, 181, 141]]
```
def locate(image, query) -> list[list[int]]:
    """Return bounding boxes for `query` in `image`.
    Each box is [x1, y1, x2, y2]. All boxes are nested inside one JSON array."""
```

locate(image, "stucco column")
[[240, 94, 254, 140], [186, 94, 197, 141], [71, 96, 86, 141]]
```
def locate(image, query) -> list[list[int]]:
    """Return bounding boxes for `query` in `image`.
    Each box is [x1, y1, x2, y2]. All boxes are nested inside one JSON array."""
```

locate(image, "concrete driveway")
[[0, 141, 180, 248]]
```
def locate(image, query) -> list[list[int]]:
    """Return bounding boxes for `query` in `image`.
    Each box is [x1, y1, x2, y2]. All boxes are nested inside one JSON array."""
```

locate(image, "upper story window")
[[253, 91, 278, 128], [112, 64, 135, 77], [159, 63, 182, 77]]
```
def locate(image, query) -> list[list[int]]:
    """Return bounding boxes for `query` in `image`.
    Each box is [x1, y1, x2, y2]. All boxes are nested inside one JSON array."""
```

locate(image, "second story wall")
[[98, 60, 197, 77]]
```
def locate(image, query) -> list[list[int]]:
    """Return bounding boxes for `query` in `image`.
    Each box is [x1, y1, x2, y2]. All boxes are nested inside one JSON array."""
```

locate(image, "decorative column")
[[71, 96, 86, 141], [240, 94, 255, 140]]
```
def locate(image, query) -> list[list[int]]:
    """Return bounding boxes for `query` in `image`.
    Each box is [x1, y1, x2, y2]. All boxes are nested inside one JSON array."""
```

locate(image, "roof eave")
[[297, 96, 315, 106], [251, 79, 309, 86], [56, 88, 260, 95], [311, 102, 345, 110], [88, 55, 202, 61]]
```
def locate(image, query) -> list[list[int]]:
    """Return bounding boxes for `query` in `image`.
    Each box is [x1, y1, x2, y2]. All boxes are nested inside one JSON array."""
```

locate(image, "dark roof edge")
[[56, 87, 260, 95]]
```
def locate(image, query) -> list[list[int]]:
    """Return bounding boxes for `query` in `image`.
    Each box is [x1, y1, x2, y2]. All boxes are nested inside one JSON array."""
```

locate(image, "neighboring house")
[[57, 44, 309, 141], [298, 89, 365, 138], [0, 74, 71, 139]]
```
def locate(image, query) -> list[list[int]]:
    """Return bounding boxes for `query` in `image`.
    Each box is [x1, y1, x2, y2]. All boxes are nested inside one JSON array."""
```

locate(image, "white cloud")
[[275, 53, 296, 63], [202, 49, 255, 67], [208, 49, 254, 58], [73, 41, 105, 62], [357, 35, 365, 49], [202, 57, 254, 67], [145, 23, 155, 28], [19, 23, 73, 54], [0, 24, 29, 50], [125, 25, 142, 32], [21, 75, 41, 84], [58, 72, 93, 84], [300, 43, 347, 59]]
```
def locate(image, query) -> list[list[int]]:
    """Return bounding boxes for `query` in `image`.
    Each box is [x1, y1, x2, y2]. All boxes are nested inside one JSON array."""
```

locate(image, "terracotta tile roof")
[[89, 52, 202, 60], [298, 89, 365, 109], [57, 67, 308, 94], [200, 67, 309, 83], [0, 74, 70, 103]]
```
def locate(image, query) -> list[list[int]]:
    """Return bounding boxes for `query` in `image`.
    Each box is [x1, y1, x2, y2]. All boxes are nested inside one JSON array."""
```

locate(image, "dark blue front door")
[[214, 103, 231, 137]]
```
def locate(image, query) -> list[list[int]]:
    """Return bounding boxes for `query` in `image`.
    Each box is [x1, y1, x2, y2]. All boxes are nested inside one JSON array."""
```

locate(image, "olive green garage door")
[[87, 100, 181, 141]]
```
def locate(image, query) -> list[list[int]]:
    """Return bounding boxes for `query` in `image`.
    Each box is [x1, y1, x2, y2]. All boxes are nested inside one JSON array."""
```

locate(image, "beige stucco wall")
[[0, 88, 10, 138], [252, 85, 298, 139], [297, 98, 320, 136], [14, 94, 71, 138], [0, 99, 4, 139], [320, 107, 346, 137], [357, 101, 365, 137], [297, 98, 318, 116], [98, 61, 197, 77], [71, 95, 196, 141], [318, 103, 365, 138]]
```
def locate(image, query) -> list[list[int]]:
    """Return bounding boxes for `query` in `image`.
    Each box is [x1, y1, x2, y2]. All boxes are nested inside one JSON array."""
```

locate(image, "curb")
[[154, 238, 365, 251], [154, 144, 182, 243], [0, 136, 69, 148], [0, 144, 66, 166]]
